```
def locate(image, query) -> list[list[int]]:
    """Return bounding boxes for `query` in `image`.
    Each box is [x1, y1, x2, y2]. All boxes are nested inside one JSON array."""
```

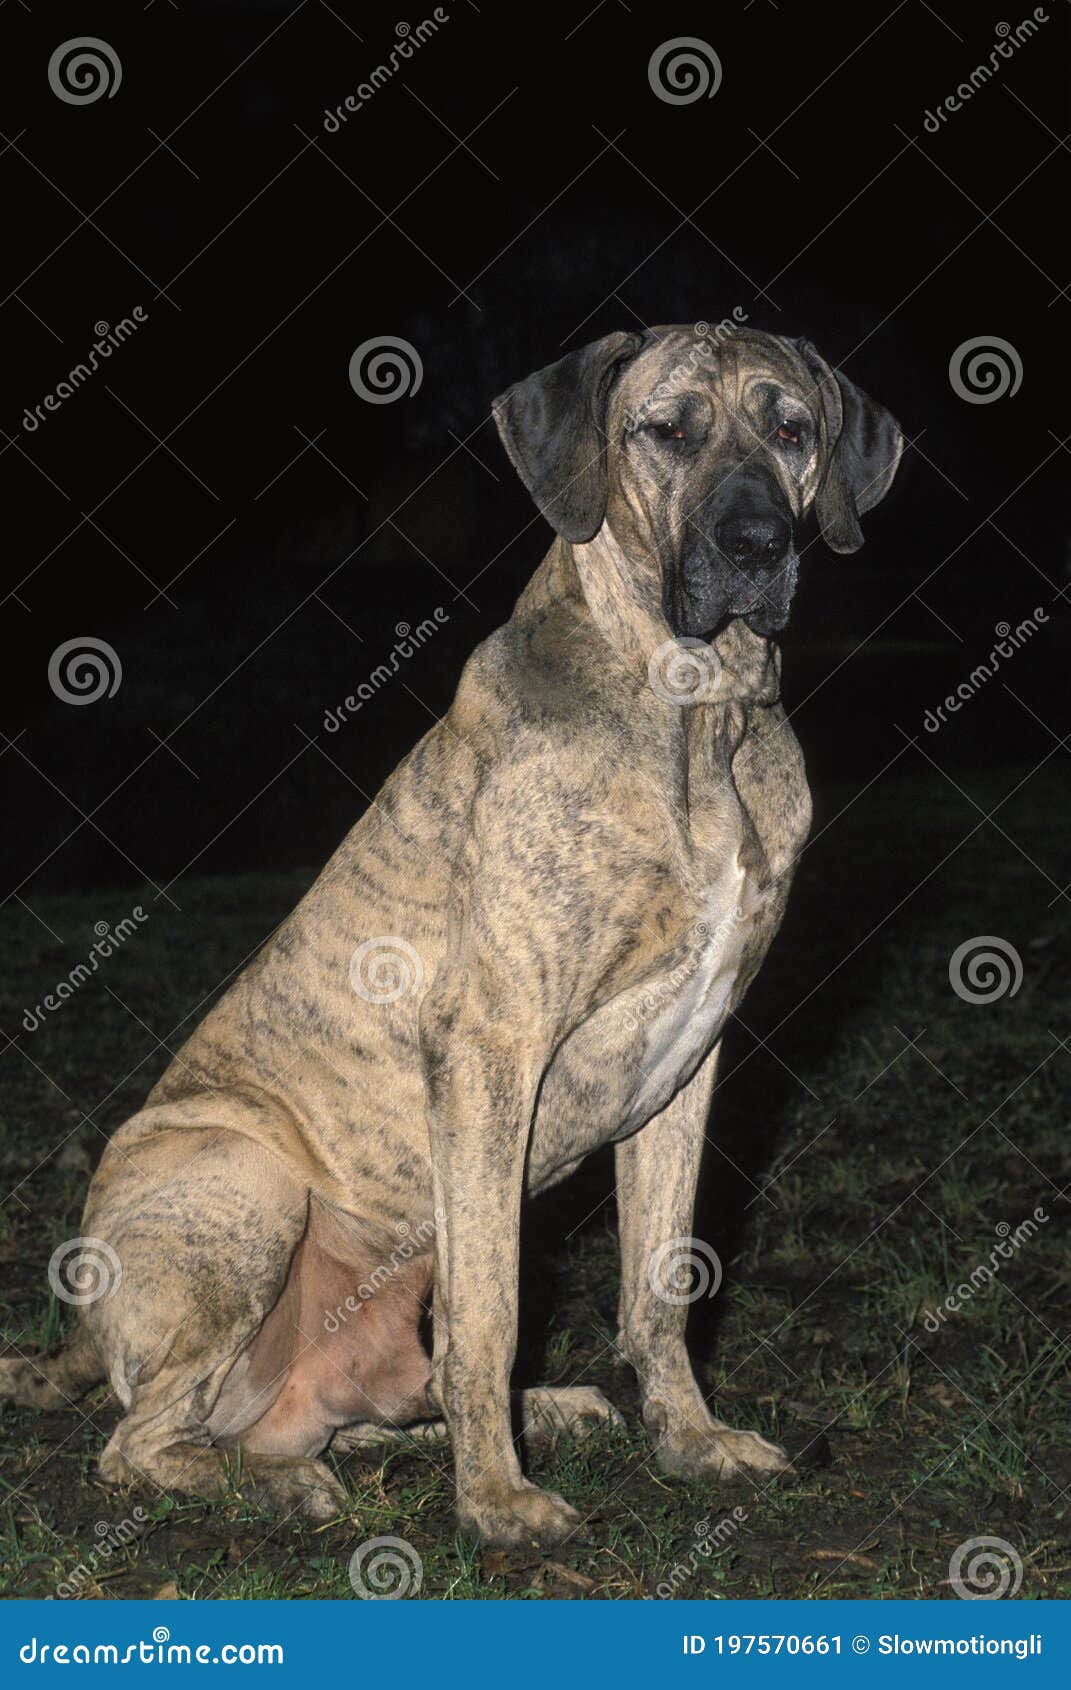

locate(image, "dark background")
[[1, 5, 1068, 1598], [0, 0, 1066, 903]]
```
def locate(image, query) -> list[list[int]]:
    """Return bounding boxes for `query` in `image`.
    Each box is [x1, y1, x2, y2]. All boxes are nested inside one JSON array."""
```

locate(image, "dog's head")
[[493, 326, 903, 640]]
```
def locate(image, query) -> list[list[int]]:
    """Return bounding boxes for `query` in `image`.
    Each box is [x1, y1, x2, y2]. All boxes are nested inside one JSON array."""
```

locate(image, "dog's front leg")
[[615, 1045, 791, 1483], [423, 1020, 581, 1549]]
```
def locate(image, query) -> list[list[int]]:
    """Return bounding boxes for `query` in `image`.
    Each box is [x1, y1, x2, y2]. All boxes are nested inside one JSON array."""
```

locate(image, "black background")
[[1, 0, 1066, 903]]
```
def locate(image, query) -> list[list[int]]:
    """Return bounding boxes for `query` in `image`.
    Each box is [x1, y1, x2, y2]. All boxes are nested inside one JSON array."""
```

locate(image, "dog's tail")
[[0, 1321, 105, 1408]]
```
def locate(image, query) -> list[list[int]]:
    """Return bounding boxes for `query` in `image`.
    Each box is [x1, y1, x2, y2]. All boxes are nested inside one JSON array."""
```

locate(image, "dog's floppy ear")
[[795, 339, 904, 554], [492, 331, 644, 542]]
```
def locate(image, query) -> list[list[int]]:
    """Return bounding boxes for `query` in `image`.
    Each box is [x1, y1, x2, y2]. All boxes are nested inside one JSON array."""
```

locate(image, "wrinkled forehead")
[[613, 328, 810, 414]]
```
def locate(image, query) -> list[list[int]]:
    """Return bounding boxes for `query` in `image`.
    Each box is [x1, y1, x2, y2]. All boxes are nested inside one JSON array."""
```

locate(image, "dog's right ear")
[[492, 331, 644, 543], [794, 339, 903, 555]]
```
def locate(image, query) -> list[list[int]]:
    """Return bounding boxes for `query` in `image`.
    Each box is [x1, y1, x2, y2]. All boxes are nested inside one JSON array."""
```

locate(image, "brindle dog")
[[1, 327, 902, 1548]]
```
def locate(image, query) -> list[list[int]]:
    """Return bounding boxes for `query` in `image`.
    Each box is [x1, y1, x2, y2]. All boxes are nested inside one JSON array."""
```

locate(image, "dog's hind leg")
[[331, 1420, 448, 1453], [0, 1321, 104, 1409], [328, 1388, 622, 1459], [85, 1122, 348, 1522]]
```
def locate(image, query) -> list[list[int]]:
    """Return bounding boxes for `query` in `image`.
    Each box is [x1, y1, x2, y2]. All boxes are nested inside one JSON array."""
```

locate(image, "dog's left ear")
[[795, 339, 904, 554], [492, 331, 644, 543]]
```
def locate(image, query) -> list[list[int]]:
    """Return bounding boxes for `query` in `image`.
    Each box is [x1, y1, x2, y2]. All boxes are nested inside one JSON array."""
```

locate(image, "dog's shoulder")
[[444, 611, 632, 763]]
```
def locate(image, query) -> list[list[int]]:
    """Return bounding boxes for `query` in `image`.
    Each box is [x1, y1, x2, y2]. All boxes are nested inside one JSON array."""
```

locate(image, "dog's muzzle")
[[672, 482, 798, 640], [733, 544, 799, 636], [715, 508, 797, 633], [716, 510, 792, 570]]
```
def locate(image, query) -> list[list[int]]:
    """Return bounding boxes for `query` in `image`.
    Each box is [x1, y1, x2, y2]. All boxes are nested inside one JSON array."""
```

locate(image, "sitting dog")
[[1, 326, 901, 1547]]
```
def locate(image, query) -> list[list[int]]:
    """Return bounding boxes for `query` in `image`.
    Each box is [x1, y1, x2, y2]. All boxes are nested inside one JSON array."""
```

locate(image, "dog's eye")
[[776, 423, 801, 446], [651, 421, 686, 442]]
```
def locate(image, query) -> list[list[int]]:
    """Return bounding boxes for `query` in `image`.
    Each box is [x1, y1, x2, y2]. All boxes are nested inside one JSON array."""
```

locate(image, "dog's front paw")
[[655, 1424, 792, 1483], [458, 1481, 582, 1549]]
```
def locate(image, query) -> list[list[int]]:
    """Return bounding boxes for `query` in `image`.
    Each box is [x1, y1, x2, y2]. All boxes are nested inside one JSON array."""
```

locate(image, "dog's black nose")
[[716, 512, 791, 567]]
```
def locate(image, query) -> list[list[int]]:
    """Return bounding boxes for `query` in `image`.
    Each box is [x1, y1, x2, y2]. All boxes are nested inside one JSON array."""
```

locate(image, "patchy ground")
[[1, 765, 1068, 1600]]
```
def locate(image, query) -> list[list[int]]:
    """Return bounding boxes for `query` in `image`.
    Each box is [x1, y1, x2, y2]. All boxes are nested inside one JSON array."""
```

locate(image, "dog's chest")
[[619, 856, 759, 1130], [615, 732, 789, 1123], [528, 703, 810, 1189], [531, 855, 772, 1188]]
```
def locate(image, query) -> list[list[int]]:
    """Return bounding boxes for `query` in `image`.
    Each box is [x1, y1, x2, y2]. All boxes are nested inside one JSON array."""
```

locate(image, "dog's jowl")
[[0, 327, 902, 1548]]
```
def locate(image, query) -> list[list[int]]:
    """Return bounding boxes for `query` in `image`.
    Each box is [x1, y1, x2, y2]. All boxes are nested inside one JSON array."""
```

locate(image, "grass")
[[0, 762, 1068, 1599]]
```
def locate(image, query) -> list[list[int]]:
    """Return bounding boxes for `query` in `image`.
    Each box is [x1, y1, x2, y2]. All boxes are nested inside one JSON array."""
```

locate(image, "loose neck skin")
[[563, 525, 782, 710], [569, 524, 667, 676]]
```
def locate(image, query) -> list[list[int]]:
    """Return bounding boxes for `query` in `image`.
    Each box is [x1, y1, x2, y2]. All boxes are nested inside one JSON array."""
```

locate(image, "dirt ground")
[[1, 765, 1068, 1600]]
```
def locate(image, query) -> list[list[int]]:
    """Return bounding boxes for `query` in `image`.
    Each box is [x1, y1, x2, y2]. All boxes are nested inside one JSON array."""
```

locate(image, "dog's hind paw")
[[655, 1425, 792, 1483], [520, 1385, 625, 1446], [458, 1481, 582, 1549], [236, 1455, 349, 1523]]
